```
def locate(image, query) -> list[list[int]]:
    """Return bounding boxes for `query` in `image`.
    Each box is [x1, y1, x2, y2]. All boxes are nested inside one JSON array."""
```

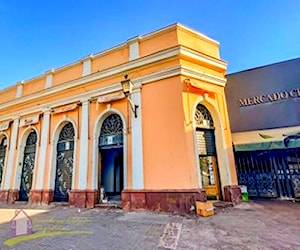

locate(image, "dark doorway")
[[100, 148, 123, 196], [19, 131, 37, 201], [99, 114, 124, 201]]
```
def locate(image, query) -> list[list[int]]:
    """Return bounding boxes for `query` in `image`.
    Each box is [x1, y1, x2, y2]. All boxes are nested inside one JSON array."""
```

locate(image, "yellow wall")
[[53, 63, 82, 86], [92, 46, 129, 74], [23, 78, 45, 96], [139, 28, 178, 58], [142, 76, 199, 189], [0, 86, 17, 103], [0, 23, 237, 198], [177, 26, 220, 59]]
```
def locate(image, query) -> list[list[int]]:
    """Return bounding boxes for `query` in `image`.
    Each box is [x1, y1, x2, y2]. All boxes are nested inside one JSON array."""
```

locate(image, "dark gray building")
[[226, 58, 300, 199]]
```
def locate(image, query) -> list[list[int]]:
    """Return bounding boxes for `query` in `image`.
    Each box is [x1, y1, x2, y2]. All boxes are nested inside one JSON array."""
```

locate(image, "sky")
[[0, 0, 299, 90]]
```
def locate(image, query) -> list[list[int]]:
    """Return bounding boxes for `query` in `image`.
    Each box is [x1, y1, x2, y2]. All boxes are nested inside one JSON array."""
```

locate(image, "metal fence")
[[235, 148, 300, 199]]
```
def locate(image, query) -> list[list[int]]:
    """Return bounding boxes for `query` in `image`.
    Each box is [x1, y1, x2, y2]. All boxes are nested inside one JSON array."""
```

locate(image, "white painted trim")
[[180, 47, 227, 70], [0, 46, 226, 112], [131, 89, 144, 189], [181, 66, 227, 87], [78, 100, 89, 189], [91, 108, 127, 191], [36, 110, 51, 189], [0, 65, 225, 124], [141, 23, 219, 45], [129, 40, 139, 61], [45, 73, 53, 89], [0, 65, 179, 122], [4, 118, 19, 189], [82, 59, 91, 76], [48, 117, 78, 193], [16, 84, 23, 98]]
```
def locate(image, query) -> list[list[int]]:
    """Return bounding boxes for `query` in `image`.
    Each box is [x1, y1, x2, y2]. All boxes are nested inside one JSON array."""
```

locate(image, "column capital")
[[80, 98, 91, 105], [42, 107, 52, 114], [12, 116, 20, 121]]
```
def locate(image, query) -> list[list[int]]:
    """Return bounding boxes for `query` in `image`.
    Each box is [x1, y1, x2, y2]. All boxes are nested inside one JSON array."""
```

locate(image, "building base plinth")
[[0, 190, 9, 202], [69, 190, 97, 208], [224, 185, 242, 205], [0, 189, 19, 203], [28, 190, 54, 204], [29, 190, 43, 204], [122, 189, 206, 213]]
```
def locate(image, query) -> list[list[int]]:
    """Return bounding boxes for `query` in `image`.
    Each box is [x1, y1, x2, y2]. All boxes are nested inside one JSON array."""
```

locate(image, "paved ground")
[[0, 200, 299, 250]]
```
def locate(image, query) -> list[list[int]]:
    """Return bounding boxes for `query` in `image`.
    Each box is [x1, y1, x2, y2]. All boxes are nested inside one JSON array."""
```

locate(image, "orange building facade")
[[0, 24, 239, 212]]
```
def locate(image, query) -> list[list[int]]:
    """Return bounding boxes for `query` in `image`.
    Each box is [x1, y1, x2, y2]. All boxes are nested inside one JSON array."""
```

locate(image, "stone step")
[[94, 202, 122, 209]]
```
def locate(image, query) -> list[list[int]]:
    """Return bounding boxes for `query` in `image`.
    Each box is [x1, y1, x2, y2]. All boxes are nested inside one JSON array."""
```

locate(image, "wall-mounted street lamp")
[[121, 75, 139, 118]]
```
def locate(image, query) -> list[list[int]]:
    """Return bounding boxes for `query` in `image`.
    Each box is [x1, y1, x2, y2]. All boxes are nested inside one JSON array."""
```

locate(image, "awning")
[[234, 140, 300, 151], [97, 91, 125, 103], [232, 127, 300, 151]]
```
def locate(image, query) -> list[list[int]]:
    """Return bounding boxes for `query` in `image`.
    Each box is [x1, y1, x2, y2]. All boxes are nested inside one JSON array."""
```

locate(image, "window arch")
[[194, 104, 214, 129], [99, 114, 123, 148]]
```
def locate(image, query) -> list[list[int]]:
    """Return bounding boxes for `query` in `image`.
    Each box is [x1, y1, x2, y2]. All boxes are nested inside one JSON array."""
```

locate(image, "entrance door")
[[99, 114, 124, 199], [100, 148, 123, 195], [54, 123, 75, 202], [0, 136, 7, 187], [195, 104, 221, 199], [19, 131, 37, 201]]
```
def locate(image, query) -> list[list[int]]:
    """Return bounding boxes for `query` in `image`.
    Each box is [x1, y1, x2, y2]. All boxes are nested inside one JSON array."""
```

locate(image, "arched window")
[[194, 104, 214, 129], [99, 114, 123, 148]]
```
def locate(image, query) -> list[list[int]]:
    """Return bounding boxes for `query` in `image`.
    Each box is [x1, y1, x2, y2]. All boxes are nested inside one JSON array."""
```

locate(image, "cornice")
[[180, 47, 227, 70], [0, 65, 226, 121], [0, 46, 227, 113], [181, 66, 227, 87]]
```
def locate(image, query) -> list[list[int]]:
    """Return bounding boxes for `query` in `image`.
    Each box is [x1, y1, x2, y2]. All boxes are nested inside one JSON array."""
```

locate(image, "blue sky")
[[0, 0, 299, 90]]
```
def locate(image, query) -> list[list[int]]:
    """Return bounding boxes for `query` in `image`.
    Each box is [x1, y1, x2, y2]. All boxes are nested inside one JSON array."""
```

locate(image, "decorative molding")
[[97, 91, 125, 103], [82, 58, 92, 77], [45, 72, 53, 89], [180, 47, 227, 70], [19, 114, 40, 127], [0, 121, 10, 131], [0, 64, 226, 122], [181, 66, 227, 87], [51, 103, 79, 114], [0, 46, 226, 112], [16, 83, 23, 98], [128, 37, 140, 61]]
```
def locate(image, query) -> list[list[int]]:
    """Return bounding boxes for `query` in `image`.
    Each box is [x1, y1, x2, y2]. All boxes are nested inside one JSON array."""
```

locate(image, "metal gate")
[[235, 148, 300, 199], [0, 136, 7, 187], [19, 131, 37, 201], [54, 123, 75, 202]]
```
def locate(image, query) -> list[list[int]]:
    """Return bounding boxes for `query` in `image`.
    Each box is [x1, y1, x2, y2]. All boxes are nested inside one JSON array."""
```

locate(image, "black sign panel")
[[226, 58, 300, 132]]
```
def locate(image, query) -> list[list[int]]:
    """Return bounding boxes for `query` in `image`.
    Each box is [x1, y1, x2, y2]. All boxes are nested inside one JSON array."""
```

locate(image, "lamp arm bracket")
[[127, 96, 139, 118]]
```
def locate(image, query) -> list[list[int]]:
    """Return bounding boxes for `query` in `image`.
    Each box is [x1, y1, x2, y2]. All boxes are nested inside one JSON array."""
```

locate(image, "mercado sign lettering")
[[238, 87, 300, 107]]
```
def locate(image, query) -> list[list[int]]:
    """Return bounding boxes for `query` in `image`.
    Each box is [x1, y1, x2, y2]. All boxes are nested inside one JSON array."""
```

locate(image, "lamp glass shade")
[[121, 79, 133, 96]]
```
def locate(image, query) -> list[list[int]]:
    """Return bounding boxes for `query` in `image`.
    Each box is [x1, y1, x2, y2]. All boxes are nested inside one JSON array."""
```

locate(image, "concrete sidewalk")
[[0, 200, 299, 250]]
